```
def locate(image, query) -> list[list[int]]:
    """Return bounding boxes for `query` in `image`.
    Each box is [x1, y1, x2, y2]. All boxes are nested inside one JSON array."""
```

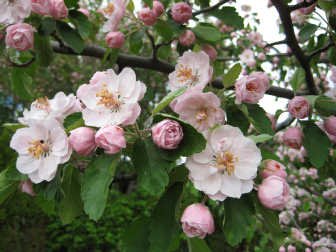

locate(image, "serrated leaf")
[[290, 68, 305, 92], [64, 0, 79, 8], [154, 20, 179, 41], [0, 169, 18, 205], [81, 154, 119, 221], [63, 112, 84, 132], [226, 104, 249, 134], [69, 10, 92, 39], [35, 34, 53, 66], [192, 24, 221, 43], [223, 63, 242, 88], [315, 95, 336, 116], [129, 30, 144, 54], [187, 238, 212, 252], [299, 23, 318, 43], [249, 134, 273, 143], [56, 21, 85, 53], [11, 68, 33, 101], [209, 7, 244, 29], [39, 17, 56, 36], [302, 121, 331, 168], [153, 87, 187, 115], [245, 104, 274, 135]]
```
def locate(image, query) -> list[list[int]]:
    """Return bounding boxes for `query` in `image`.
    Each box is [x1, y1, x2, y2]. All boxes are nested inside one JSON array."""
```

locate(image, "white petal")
[[191, 144, 213, 164], [16, 155, 40, 174], [118, 68, 137, 99], [193, 174, 222, 195], [220, 175, 242, 198], [38, 155, 60, 181], [241, 180, 254, 194], [186, 158, 217, 180], [210, 125, 243, 152], [28, 170, 44, 184], [82, 108, 112, 127]]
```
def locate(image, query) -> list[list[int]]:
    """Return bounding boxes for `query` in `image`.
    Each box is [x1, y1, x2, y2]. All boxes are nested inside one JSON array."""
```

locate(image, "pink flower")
[[240, 49, 256, 68], [258, 52, 266, 61], [179, 30, 196, 47], [180, 203, 215, 239], [287, 245, 296, 252], [69, 127, 96, 156], [138, 7, 157, 26], [247, 31, 263, 47], [153, 0, 164, 17], [49, 0, 68, 19], [297, 0, 316, 15], [235, 72, 270, 104], [202, 44, 217, 61], [0, 0, 31, 24], [288, 96, 310, 119], [171, 90, 225, 132], [20, 180, 35, 196], [151, 119, 183, 150], [78, 8, 90, 17], [102, 0, 126, 32], [105, 31, 125, 48], [31, 0, 51, 16], [279, 246, 286, 252], [258, 175, 290, 210], [171, 2, 192, 24], [324, 116, 336, 136], [6, 23, 34, 51], [283, 127, 303, 149], [261, 160, 287, 179], [267, 113, 276, 131], [291, 227, 311, 246], [95, 125, 126, 154]]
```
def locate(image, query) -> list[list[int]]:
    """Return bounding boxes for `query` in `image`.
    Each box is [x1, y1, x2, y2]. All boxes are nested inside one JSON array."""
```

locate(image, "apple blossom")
[[102, 0, 126, 32], [279, 246, 286, 252], [0, 0, 31, 24], [171, 90, 225, 132], [10, 120, 72, 184], [31, 0, 51, 16], [77, 68, 146, 127], [287, 245, 296, 252], [105, 31, 125, 48], [151, 119, 183, 150], [69, 127, 96, 156], [171, 2, 192, 24], [6, 23, 34, 51], [95, 125, 126, 154], [19, 92, 82, 125], [202, 44, 217, 61], [283, 127, 303, 149], [78, 8, 90, 17], [324, 116, 336, 136], [138, 7, 157, 26], [20, 180, 35, 196], [235, 71, 270, 104], [180, 203, 215, 239], [247, 31, 264, 47], [168, 51, 213, 91], [267, 113, 276, 131], [261, 160, 287, 179], [288, 96, 310, 119], [178, 30, 196, 47], [297, 0, 316, 15], [186, 125, 261, 200], [258, 175, 290, 210], [48, 0, 68, 19], [240, 49, 256, 68], [153, 0, 164, 17]]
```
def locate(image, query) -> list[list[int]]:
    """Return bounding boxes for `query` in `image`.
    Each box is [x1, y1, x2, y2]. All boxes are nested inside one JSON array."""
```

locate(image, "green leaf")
[[245, 104, 274, 135], [59, 165, 83, 224], [0, 169, 18, 205], [148, 183, 184, 252], [209, 7, 244, 29], [121, 217, 151, 252], [223, 196, 256, 246], [223, 63, 242, 88], [11, 68, 33, 101], [318, 0, 336, 11], [299, 23, 318, 43], [249, 134, 273, 144], [63, 112, 84, 132], [152, 87, 187, 115], [290, 68, 305, 92], [327, 46, 336, 65], [154, 20, 179, 41], [261, 148, 281, 162], [69, 10, 92, 39], [187, 238, 212, 252], [143, 0, 153, 8], [129, 30, 144, 54], [64, 0, 79, 8], [34, 34, 53, 66], [302, 121, 331, 168], [315, 95, 336, 116], [226, 104, 249, 134], [81, 154, 120, 221], [192, 24, 221, 43], [56, 21, 85, 54], [133, 138, 170, 196], [39, 17, 56, 36]]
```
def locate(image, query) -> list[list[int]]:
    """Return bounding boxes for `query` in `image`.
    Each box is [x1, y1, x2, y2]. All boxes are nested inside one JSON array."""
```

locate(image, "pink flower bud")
[[6, 23, 34, 51], [78, 8, 90, 17], [288, 96, 310, 119], [178, 30, 195, 47], [261, 160, 287, 179], [305, 248, 311, 252], [283, 127, 303, 149], [105, 31, 125, 49], [20, 180, 35, 196], [32, 0, 51, 15], [258, 52, 266, 61], [138, 7, 157, 26], [171, 2, 192, 24], [151, 119, 183, 150], [49, 0, 68, 19], [69, 127, 96, 156], [95, 125, 126, 154], [279, 246, 286, 252], [258, 176, 290, 210], [267, 113, 276, 131], [202, 44, 217, 61], [324, 116, 336, 136], [181, 203, 215, 239], [287, 245, 296, 252], [153, 0, 164, 17]]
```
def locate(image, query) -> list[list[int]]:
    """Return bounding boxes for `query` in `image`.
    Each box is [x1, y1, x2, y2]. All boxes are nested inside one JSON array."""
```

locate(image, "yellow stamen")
[[28, 140, 49, 159], [177, 65, 198, 84], [196, 108, 208, 122], [215, 151, 238, 175], [34, 97, 50, 111], [96, 86, 121, 111], [103, 3, 115, 15]]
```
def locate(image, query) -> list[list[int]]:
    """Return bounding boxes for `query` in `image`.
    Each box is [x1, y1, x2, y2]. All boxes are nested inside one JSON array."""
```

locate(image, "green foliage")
[[11, 68, 34, 101], [187, 238, 212, 252], [129, 30, 144, 54], [209, 7, 244, 29], [34, 34, 53, 66], [0, 169, 19, 205], [249, 134, 273, 144], [152, 87, 187, 115], [192, 23, 222, 43], [226, 104, 249, 135], [222, 63, 242, 88], [299, 24, 318, 43], [245, 104, 274, 135], [290, 68, 305, 92], [69, 10, 92, 39], [315, 95, 336, 116], [56, 21, 85, 53]]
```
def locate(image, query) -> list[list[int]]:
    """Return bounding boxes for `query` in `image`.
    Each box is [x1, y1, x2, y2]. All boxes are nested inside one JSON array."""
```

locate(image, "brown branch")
[[308, 41, 335, 60], [288, 0, 317, 12], [192, 0, 231, 16], [264, 39, 287, 48], [271, 0, 318, 95]]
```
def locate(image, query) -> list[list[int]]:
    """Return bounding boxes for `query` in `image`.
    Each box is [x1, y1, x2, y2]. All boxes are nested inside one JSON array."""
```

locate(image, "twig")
[[264, 39, 287, 48], [288, 0, 317, 12], [308, 41, 335, 60], [192, 0, 231, 16]]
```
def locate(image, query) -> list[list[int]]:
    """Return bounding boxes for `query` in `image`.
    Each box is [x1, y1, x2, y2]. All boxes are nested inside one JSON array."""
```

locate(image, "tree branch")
[[192, 0, 231, 16], [288, 0, 317, 12], [264, 39, 287, 48], [271, 0, 318, 95], [308, 41, 335, 60], [51, 42, 299, 99]]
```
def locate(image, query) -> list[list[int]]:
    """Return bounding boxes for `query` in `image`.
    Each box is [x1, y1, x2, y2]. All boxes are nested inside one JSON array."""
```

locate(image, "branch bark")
[[271, 0, 318, 95], [288, 0, 317, 12], [192, 0, 231, 16]]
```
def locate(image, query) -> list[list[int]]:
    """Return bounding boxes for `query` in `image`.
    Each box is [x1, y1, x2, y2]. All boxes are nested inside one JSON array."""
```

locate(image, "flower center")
[[215, 151, 238, 175], [28, 140, 50, 159], [103, 3, 115, 15], [33, 97, 50, 111], [196, 108, 208, 122], [96, 85, 121, 111], [176, 65, 198, 85], [246, 82, 258, 92]]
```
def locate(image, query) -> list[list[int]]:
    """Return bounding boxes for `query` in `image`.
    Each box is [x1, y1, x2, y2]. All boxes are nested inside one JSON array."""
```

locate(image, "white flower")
[[168, 51, 213, 91], [19, 92, 82, 125], [0, 0, 31, 24], [186, 125, 261, 200], [76, 68, 146, 127], [10, 120, 72, 184], [101, 0, 126, 32], [240, 49, 256, 68]]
